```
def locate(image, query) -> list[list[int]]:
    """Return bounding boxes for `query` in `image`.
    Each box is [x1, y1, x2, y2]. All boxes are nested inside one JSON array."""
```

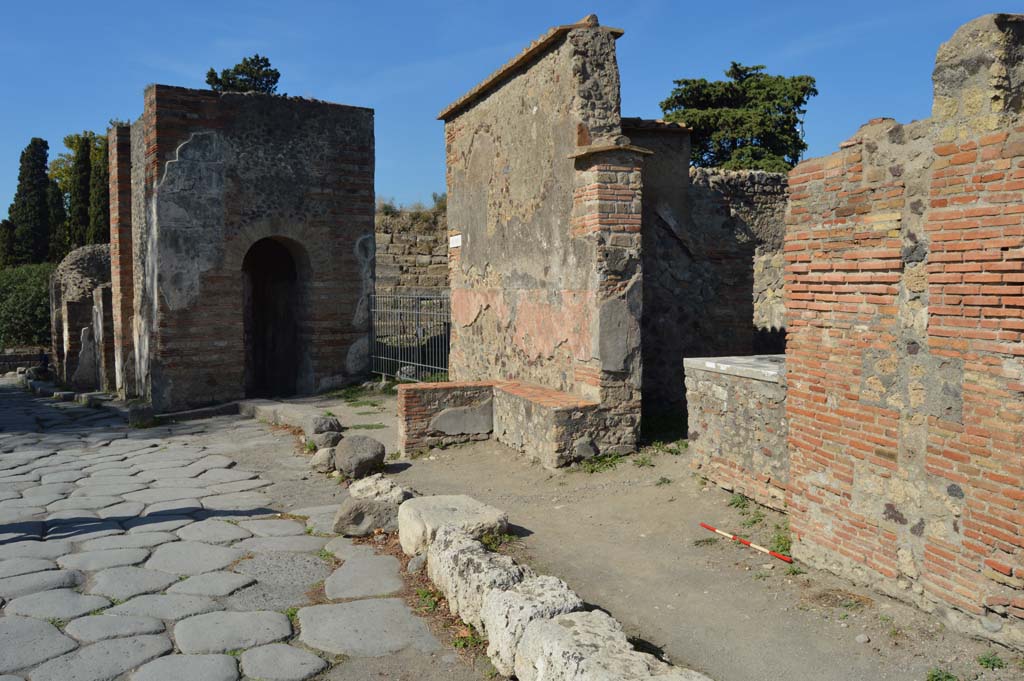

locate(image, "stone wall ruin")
[[688, 13, 1024, 649], [109, 86, 375, 412]]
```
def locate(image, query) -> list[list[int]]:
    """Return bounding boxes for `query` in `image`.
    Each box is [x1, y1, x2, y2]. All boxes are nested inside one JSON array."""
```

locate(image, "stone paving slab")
[[3, 587, 110, 620], [106, 594, 224, 620], [57, 547, 149, 570], [298, 599, 440, 657], [324, 554, 404, 600], [166, 571, 255, 597], [144, 541, 245, 575], [240, 643, 326, 681], [64, 615, 165, 643], [174, 610, 292, 653], [0, 616, 79, 674], [87, 566, 181, 601], [27, 634, 172, 681], [0, 378, 451, 681], [131, 654, 239, 681]]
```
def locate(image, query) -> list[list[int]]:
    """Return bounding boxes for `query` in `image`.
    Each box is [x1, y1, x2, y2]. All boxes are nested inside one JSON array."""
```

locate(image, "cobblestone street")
[[0, 377, 476, 681]]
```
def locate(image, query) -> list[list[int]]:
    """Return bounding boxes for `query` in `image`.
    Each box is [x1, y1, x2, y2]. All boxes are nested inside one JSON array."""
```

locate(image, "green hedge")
[[0, 263, 54, 348]]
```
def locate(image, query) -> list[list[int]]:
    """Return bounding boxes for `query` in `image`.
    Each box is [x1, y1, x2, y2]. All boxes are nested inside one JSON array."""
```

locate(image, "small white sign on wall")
[[449, 234, 462, 249]]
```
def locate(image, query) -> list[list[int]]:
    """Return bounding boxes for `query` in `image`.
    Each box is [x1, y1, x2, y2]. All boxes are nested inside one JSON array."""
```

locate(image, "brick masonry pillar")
[[108, 125, 135, 397]]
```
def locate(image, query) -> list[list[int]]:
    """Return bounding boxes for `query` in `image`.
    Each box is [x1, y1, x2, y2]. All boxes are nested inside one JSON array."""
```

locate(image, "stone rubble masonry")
[[785, 13, 1024, 649], [108, 125, 135, 398], [397, 380, 602, 468], [684, 355, 788, 511], [688, 168, 789, 335], [375, 210, 448, 295], [117, 85, 375, 412], [0, 348, 45, 374], [49, 245, 111, 385], [438, 16, 644, 458]]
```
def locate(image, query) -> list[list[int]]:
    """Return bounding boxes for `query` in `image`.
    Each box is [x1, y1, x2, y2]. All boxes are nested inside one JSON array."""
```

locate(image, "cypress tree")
[[67, 133, 92, 250], [87, 138, 109, 244], [7, 138, 51, 264], [47, 178, 68, 262], [0, 219, 14, 269]]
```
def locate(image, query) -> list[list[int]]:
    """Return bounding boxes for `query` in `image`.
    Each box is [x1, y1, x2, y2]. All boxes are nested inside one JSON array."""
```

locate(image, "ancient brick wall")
[[685, 356, 788, 511], [441, 17, 642, 455], [785, 14, 1024, 647], [123, 85, 374, 412], [108, 125, 134, 398], [397, 382, 494, 453], [374, 210, 448, 295]]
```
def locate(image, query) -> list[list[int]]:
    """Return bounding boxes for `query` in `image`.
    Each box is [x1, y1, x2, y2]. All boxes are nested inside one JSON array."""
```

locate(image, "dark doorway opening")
[[243, 238, 300, 397]]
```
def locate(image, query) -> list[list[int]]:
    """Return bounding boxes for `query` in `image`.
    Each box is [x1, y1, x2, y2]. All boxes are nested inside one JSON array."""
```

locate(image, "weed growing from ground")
[[977, 651, 1005, 670], [283, 607, 299, 626], [452, 625, 485, 649], [304, 441, 317, 453], [579, 454, 622, 473], [728, 494, 750, 510], [655, 476, 672, 486], [416, 587, 442, 613], [785, 564, 805, 576], [740, 509, 765, 528], [926, 669, 958, 681], [752, 571, 770, 581], [633, 454, 654, 468], [770, 520, 792, 556]]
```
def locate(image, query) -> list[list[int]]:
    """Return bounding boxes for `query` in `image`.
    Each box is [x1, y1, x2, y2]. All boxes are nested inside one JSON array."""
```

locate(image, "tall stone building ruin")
[[397, 15, 787, 464], [686, 13, 1024, 648], [107, 86, 375, 413]]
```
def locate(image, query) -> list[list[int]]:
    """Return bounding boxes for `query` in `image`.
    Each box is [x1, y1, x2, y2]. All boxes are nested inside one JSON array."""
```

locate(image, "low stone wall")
[[397, 382, 494, 453], [492, 382, 600, 468], [398, 380, 602, 469], [396, 495, 711, 679], [0, 348, 46, 374], [685, 355, 788, 511]]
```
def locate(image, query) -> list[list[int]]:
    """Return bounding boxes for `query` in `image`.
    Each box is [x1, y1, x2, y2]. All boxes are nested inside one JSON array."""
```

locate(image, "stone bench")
[[398, 380, 600, 468]]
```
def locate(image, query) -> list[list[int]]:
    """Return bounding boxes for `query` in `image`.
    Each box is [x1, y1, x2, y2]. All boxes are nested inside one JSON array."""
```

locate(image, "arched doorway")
[[243, 237, 302, 397]]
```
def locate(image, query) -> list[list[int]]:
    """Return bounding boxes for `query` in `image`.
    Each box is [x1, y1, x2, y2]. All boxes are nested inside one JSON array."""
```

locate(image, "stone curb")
[[399, 495, 713, 680]]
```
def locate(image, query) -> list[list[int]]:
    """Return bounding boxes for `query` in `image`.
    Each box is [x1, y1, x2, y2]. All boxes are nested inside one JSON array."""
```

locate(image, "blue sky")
[[0, 0, 1012, 217]]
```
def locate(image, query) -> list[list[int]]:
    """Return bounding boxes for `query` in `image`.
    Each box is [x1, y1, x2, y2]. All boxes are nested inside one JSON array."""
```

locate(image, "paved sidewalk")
[[0, 377, 476, 681]]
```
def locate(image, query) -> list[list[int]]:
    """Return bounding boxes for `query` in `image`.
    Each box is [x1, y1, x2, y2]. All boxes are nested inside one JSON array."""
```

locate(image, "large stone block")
[[428, 397, 493, 435], [515, 610, 711, 681], [480, 575, 584, 676], [426, 526, 530, 630], [398, 495, 508, 556], [334, 436, 385, 479]]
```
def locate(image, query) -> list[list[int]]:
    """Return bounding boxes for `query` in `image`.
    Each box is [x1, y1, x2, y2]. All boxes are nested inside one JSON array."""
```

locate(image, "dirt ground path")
[[355, 390, 1024, 681]]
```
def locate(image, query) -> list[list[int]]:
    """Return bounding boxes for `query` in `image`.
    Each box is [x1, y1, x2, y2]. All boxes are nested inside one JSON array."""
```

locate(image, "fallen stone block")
[[332, 474, 419, 537], [349, 473, 416, 505], [332, 498, 400, 536], [334, 436, 385, 479], [426, 525, 530, 629], [480, 575, 585, 676], [398, 494, 508, 556], [308, 431, 343, 449], [515, 610, 711, 681], [309, 448, 335, 473], [304, 414, 342, 437]]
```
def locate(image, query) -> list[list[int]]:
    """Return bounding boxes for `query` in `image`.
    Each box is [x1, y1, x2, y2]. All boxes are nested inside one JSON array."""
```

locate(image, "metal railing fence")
[[370, 293, 450, 381]]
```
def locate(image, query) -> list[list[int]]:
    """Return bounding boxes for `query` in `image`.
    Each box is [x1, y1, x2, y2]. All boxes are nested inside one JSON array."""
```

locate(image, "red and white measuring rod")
[[699, 522, 793, 563]]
